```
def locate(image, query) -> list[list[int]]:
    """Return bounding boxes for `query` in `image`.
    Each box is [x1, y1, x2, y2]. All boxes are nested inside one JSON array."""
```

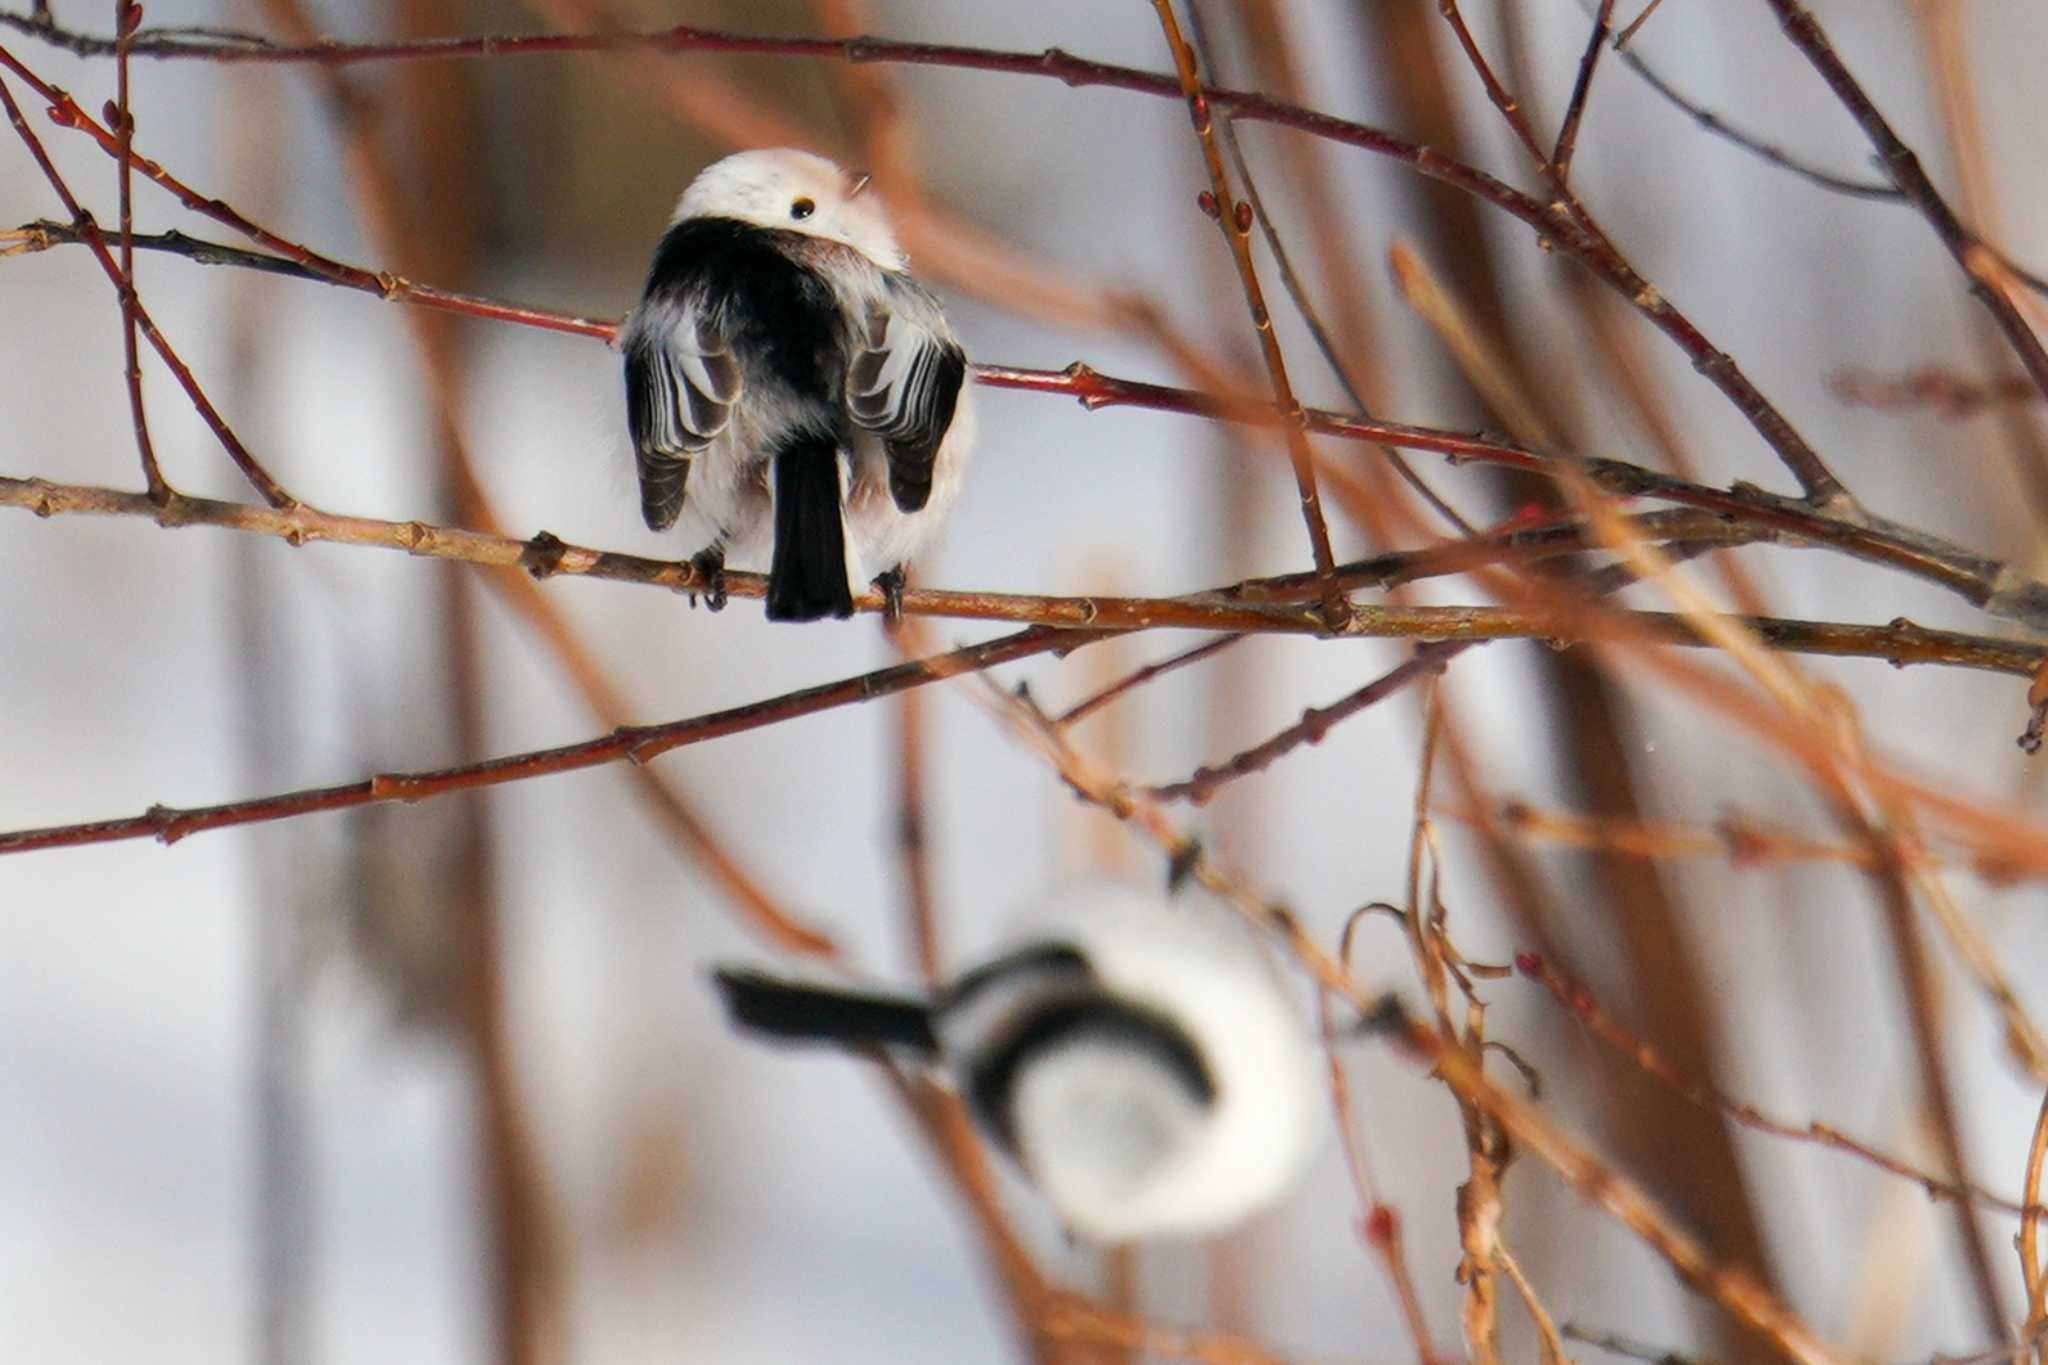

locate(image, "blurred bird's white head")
[[673, 148, 907, 271]]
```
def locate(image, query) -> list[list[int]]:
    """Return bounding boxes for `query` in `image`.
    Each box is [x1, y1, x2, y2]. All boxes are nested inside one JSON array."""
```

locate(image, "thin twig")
[[1437, 1, 1848, 505], [112, 0, 165, 501], [0, 74, 296, 506], [0, 625, 1087, 858], [1149, 0, 1341, 620], [1831, 367, 2040, 419], [1185, 4, 1471, 539], [1056, 634, 1245, 727], [1587, 1, 2048, 298], [1764, 0, 2048, 412], [1145, 646, 1459, 804], [1322, 908, 1446, 1364], [1862, 839, 2011, 1340], [1551, 0, 1616, 180], [0, 219, 615, 335], [1614, 0, 1669, 48], [1486, 799, 1884, 870], [1377, 1006, 1850, 1365], [1516, 952, 2045, 1217], [2021, 1088, 2048, 1349], [1565, 1322, 1713, 1365], [1495, 1245, 1570, 1365], [1435, 0, 1558, 185]]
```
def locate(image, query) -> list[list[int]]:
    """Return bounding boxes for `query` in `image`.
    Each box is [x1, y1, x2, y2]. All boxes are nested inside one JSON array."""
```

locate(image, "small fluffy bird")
[[712, 883, 1324, 1242], [620, 149, 973, 622]]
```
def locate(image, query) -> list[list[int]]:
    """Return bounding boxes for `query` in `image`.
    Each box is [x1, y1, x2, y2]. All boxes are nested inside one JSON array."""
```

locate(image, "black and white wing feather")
[[623, 296, 742, 532], [848, 276, 966, 513]]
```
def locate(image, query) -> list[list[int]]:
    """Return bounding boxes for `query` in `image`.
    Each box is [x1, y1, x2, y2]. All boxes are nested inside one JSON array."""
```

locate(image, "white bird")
[[620, 148, 974, 622], [713, 883, 1325, 1242]]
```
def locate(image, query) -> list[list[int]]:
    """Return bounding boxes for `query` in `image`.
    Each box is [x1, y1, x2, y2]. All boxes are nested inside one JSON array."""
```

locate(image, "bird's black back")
[[640, 217, 849, 412], [963, 994, 1217, 1156]]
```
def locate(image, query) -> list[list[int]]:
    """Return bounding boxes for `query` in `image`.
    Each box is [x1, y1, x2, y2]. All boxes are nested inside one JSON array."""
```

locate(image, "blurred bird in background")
[[714, 882, 1324, 1241]]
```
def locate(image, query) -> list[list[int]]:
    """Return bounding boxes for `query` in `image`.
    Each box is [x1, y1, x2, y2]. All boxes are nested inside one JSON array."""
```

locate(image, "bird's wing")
[[623, 295, 742, 532], [846, 276, 966, 514]]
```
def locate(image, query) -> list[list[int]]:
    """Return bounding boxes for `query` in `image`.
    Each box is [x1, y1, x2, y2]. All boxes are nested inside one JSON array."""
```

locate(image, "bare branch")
[[1763, 0, 2048, 412], [1551, 0, 1616, 180], [0, 627, 1083, 857], [1148, 0, 1341, 620], [0, 74, 296, 506], [1517, 952, 2045, 1217]]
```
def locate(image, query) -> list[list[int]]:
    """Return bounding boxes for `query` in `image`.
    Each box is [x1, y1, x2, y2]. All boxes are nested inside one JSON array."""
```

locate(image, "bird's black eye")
[[790, 197, 816, 221]]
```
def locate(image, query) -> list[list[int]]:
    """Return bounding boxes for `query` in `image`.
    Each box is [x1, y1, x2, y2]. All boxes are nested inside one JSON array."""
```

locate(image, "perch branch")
[[11, 217, 2043, 622], [4, 476, 2044, 673]]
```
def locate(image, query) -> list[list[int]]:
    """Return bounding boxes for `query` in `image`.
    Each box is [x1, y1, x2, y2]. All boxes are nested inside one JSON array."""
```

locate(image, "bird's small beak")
[[847, 172, 873, 199]]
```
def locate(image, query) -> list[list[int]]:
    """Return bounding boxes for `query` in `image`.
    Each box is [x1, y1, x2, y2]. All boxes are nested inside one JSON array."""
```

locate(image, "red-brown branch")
[[0, 625, 1082, 857], [112, 0, 165, 500], [1764, 0, 2048, 415]]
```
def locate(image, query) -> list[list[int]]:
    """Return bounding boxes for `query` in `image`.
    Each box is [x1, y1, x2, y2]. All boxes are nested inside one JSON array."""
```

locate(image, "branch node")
[[520, 529, 570, 579], [2022, 661, 2048, 754], [143, 802, 188, 844]]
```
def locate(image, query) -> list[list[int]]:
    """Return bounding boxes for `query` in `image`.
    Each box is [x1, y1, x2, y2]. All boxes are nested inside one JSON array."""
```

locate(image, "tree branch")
[[1763, 0, 2048, 410], [14, 217, 2043, 624], [1148, 0, 1341, 620], [0, 626, 1084, 857]]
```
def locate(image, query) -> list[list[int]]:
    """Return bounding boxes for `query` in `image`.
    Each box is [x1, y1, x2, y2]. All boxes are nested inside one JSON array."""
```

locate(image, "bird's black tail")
[[766, 432, 854, 621], [713, 967, 939, 1054]]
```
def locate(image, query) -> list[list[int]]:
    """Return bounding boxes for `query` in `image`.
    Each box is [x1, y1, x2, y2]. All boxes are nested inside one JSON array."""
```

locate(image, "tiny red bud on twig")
[[1233, 199, 1253, 231], [46, 102, 76, 126], [120, 3, 145, 36], [1196, 190, 1219, 219], [1364, 1204, 1397, 1246], [1513, 951, 1543, 977]]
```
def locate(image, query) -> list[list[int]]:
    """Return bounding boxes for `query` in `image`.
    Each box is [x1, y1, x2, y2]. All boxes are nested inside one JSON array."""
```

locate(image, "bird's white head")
[[673, 148, 907, 272]]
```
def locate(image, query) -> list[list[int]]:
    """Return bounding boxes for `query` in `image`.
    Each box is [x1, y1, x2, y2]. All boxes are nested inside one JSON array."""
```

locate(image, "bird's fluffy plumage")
[[711, 883, 1324, 1242], [619, 149, 971, 621]]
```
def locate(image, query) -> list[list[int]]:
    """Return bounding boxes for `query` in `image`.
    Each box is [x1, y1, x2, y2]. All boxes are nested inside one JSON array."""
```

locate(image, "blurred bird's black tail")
[[713, 967, 938, 1054], [766, 432, 854, 621]]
